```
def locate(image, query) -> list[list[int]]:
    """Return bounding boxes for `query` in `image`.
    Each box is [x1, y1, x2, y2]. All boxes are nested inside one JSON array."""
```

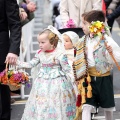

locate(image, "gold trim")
[[88, 67, 110, 77]]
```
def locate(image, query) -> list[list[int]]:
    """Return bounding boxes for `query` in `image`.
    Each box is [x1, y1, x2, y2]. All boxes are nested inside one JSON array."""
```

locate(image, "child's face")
[[63, 35, 73, 50], [81, 17, 91, 35], [37, 33, 53, 52]]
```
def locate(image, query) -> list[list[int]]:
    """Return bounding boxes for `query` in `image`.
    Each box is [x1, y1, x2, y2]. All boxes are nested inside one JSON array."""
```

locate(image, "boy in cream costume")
[[74, 10, 120, 120]]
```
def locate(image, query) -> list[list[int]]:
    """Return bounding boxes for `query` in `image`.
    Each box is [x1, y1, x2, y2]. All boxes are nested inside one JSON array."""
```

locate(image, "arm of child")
[[105, 35, 120, 63], [17, 51, 40, 69], [59, 54, 75, 82]]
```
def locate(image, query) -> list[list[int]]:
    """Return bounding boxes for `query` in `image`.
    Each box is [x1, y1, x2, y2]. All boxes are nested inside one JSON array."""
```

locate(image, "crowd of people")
[[0, 0, 120, 120]]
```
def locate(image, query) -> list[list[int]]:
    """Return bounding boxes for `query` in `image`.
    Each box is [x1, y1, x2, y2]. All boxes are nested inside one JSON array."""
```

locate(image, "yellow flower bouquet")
[[89, 21, 110, 38]]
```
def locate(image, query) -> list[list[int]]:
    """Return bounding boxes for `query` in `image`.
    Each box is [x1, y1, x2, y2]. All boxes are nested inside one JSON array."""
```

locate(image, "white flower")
[[94, 28, 97, 32]]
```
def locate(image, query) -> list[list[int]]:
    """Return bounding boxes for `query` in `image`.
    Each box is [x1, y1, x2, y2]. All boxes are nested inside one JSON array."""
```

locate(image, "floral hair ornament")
[[47, 25, 65, 52], [64, 19, 76, 28], [89, 21, 110, 38]]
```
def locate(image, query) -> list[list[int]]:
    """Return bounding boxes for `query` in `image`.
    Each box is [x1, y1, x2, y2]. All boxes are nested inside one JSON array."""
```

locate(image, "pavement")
[[11, 0, 120, 119]]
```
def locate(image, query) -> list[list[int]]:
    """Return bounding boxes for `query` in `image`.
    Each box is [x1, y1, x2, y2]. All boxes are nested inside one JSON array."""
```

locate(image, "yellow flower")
[[89, 26, 94, 32], [95, 21, 103, 29], [97, 32, 102, 36], [89, 21, 109, 38]]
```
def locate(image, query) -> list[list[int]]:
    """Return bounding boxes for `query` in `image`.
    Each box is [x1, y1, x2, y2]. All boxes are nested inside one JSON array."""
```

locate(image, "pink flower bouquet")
[[0, 69, 30, 91], [64, 19, 76, 28]]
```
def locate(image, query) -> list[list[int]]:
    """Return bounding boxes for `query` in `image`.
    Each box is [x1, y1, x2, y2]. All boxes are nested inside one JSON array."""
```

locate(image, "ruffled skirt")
[[21, 76, 76, 120]]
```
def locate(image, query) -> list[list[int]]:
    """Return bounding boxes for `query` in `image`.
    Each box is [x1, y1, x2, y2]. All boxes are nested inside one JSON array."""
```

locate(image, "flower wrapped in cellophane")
[[0, 68, 30, 91]]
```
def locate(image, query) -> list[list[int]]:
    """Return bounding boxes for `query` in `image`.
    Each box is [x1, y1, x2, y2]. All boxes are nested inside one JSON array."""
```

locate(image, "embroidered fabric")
[[17, 49, 76, 120], [31, 25, 65, 81]]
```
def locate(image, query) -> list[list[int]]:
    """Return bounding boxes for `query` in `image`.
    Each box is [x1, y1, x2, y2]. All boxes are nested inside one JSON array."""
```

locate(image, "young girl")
[[62, 31, 79, 67], [62, 31, 79, 96], [17, 26, 76, 120], [74, 10, 120, 120]]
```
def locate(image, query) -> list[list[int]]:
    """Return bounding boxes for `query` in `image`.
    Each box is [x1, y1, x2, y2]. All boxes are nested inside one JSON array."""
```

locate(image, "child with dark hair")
[[83, 10, 105, 23], [74, 10, 120, 120]]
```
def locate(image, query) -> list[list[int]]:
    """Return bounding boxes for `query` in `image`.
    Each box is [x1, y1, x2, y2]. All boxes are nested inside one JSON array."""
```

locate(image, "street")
[[11, 0, 120, 119]]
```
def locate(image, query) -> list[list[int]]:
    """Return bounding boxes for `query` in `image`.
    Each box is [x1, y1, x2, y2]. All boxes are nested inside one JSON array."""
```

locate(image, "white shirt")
[[86, 38, 95, 67]]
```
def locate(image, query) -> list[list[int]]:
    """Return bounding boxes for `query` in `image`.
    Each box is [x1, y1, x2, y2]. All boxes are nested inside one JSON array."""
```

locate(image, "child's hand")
[[106, 45, 113, 53]]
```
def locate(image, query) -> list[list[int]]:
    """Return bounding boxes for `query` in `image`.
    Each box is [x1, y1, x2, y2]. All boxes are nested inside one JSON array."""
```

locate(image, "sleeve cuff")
[[20, 3, 28, 12]]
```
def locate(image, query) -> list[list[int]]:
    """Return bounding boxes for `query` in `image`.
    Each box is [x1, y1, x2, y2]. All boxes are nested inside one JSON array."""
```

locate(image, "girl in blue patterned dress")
[[17, 26, 76, 120]]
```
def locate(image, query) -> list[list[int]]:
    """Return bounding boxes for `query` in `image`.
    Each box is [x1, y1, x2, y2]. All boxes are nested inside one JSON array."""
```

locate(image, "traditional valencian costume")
[[62, 31, 80, 96], [73, 21, 120, 120], [17, 26, 76, 120]]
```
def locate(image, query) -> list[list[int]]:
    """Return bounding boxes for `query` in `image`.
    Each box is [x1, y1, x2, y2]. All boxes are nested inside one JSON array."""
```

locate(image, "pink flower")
[[101, 29, 105, 33], [0, 69, 30, 87], [64, 19, 76, 28], [0, 70, 6, 77]]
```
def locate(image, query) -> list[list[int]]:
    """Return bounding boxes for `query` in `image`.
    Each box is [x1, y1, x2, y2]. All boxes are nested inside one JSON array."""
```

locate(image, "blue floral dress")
[[18, 49, 76, 120]]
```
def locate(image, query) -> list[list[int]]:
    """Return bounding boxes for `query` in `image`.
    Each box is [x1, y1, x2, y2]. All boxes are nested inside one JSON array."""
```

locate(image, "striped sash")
[[73, 35, 88, 80]]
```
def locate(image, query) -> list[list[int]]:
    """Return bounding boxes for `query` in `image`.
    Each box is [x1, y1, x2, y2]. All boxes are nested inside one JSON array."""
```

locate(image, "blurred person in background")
[[107, 0, 120, 31], [10, 0, 36, 99], [54, 14, 63, 29], [59, 0, 102, 28], [104, 0, 112, 8], [19, 0, 36, 26], [54, 4, 63, 29], [0, 0, 21, 119], [107, 4, 120, 26], [10, 7, 28, 103]]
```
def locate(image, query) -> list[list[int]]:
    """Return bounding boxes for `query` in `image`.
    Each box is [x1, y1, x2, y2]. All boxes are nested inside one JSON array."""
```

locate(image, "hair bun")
[[48, 32, 55, 39], [48, 32, 59, 48]]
